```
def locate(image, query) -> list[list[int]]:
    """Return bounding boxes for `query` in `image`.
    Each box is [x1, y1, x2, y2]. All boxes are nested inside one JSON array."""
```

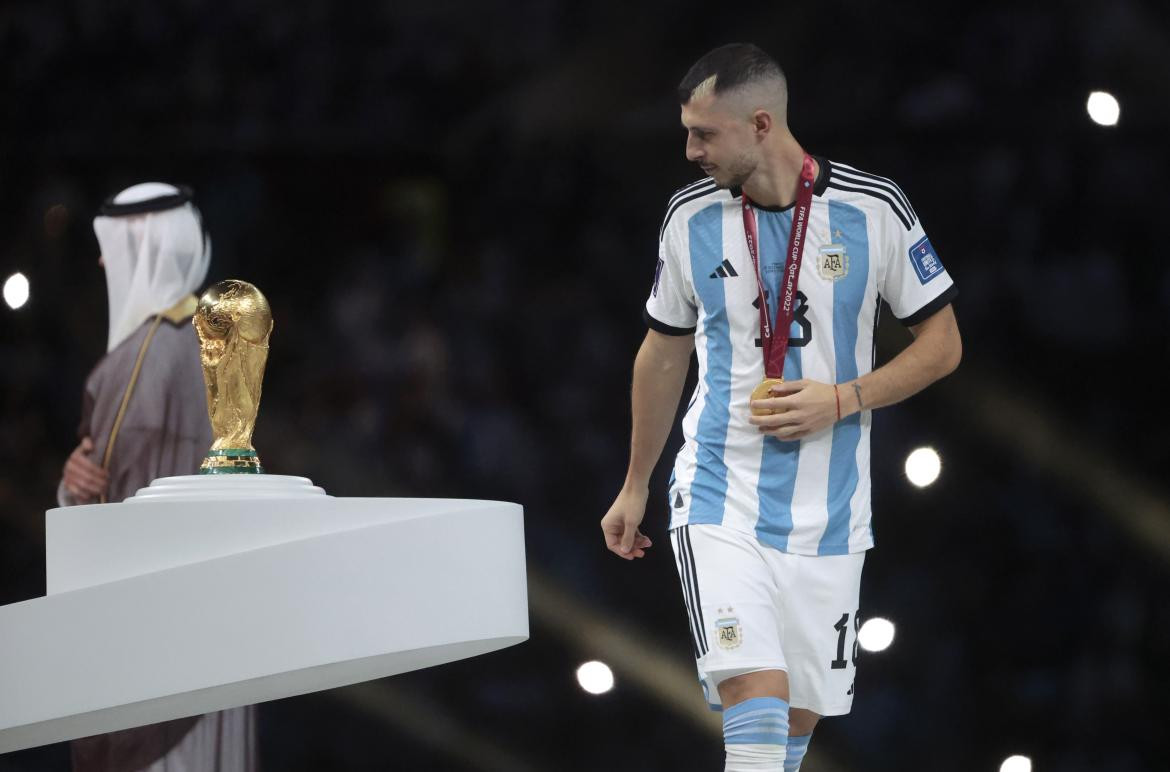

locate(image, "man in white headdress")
[[58, 182, 258, 772]]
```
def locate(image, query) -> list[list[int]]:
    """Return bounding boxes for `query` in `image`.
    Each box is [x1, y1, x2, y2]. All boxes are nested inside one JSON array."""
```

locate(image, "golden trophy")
[[193, 280, 273, 474]]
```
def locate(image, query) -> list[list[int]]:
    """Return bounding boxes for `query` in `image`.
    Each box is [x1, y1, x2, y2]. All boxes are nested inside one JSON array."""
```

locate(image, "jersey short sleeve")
[[879, 197, 957, 327], [644, 215, 698, 335]]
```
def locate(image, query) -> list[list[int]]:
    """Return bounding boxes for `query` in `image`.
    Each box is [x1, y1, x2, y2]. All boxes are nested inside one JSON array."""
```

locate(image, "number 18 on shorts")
[[670, 524, 866, 716]]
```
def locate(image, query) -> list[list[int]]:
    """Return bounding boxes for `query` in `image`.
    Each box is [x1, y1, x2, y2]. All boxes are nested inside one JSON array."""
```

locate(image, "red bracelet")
[[834, 384, 841, 421]]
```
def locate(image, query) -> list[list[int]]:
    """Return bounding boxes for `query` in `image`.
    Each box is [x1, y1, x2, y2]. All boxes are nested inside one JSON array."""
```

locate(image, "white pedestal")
[[0, 476, 529, 753]]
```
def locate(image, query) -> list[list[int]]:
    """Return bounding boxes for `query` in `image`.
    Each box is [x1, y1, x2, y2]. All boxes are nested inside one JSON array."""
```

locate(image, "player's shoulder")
[[658, 177, 731, 242], [823, 159, 919, 232]]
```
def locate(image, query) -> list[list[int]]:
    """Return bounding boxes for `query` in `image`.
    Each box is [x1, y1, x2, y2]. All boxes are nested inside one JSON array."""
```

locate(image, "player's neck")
[[741, 136, 816, 209]]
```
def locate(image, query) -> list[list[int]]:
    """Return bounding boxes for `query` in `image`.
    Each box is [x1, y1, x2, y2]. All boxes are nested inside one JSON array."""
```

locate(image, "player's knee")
[[789, 707, 820, 736], [716, 668, 789, 708]]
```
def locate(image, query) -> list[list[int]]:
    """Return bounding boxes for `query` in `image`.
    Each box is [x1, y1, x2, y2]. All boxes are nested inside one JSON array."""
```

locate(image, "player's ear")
[[751, 109, 772, 139]]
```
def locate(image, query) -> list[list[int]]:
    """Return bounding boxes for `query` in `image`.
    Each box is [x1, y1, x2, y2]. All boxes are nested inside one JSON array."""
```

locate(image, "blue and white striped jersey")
[[645, 157, 957, 555]]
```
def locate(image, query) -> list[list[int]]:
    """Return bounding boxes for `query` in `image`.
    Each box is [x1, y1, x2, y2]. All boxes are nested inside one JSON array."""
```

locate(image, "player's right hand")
[[63, 436, 108, 502], [601, 486, 653, 560]]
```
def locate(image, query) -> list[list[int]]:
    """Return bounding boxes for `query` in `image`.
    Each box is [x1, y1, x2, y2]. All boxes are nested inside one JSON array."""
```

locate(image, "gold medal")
[[750, 378, 788, 416]]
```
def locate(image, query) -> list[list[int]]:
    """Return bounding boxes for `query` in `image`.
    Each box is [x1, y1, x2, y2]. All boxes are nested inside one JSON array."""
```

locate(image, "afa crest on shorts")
[[817, 244, 849, 281], [715, 616, 742, 650]]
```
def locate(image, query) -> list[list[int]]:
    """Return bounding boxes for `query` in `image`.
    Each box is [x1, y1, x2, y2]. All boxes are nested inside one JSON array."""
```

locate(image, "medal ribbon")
[[742, 153, 817, 379]]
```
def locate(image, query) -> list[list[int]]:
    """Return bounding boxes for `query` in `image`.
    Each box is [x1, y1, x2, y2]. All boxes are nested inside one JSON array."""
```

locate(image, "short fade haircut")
[[677, 43, 786, 104]]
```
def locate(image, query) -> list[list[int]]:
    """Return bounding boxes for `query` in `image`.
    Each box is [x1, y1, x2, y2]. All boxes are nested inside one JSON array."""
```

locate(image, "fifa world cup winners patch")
[[909, 236, 944, 284]]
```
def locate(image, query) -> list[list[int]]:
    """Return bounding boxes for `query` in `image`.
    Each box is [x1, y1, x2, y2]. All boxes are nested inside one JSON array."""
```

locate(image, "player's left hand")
[[600, 486, 654, 561], [749, 379, 841, 441]]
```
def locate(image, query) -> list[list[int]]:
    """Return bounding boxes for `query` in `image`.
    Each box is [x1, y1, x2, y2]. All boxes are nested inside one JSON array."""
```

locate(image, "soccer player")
[[600, 44, 961, 770]]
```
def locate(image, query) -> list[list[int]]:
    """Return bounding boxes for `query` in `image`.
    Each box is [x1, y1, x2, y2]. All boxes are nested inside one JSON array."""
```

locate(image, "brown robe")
[[60, 300, 259, 772]]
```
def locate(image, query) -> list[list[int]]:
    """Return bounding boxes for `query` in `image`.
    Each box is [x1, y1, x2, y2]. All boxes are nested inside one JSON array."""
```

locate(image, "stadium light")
[[576, 660, 615, 695], [1087, 91, 1120, 126], [1000, 755, 1032, 772], [3, 273, 29, 310], [858, 618, 895, 653], [904, 447, 941, 488]]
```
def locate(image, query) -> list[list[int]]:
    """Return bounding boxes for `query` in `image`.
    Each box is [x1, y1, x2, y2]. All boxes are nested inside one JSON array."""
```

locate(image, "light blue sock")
[[722, 697, 788, 770], [784, 733, 812, 771]]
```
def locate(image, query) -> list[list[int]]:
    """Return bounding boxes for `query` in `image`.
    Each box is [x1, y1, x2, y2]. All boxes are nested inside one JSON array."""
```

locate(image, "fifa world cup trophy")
[[193, 280, 274, 473]]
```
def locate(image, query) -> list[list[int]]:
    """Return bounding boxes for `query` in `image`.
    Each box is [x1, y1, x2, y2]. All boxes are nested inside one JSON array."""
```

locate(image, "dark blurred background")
[[3, 0, 1170, 770]]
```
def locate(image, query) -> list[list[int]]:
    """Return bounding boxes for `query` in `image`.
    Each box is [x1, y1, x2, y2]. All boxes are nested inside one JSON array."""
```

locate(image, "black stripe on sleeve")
[[667, 177, 715, 207], [832, 165, 917, 221], [898, 283, 958, 327], [831, 169, 916, 226], [659, 183, 717, 241], [826, 182, 913, 230], [644, 308, 696, 336]]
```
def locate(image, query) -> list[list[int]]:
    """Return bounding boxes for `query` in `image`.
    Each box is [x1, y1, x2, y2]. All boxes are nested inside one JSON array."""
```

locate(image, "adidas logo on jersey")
[[709, 259, 738, 279]]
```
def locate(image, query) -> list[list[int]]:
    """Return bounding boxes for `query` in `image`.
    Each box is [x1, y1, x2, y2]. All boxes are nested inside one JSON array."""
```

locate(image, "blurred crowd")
[[2, 0, 1170, 770]]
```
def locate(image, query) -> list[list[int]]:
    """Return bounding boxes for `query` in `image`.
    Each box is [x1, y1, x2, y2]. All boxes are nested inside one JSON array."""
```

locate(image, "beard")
[[711, 152, 757, 189]]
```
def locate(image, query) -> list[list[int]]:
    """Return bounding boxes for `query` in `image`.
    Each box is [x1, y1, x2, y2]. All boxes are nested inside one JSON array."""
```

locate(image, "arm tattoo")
[[852, 383, 864, 411]]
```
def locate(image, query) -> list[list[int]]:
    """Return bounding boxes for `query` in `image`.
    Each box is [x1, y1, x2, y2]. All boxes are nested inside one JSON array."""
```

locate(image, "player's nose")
[[685, 135, 704, 163]]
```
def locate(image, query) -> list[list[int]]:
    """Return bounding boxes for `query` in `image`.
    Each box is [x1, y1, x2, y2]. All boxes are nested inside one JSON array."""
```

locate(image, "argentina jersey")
[[645, 157, 957, 555]]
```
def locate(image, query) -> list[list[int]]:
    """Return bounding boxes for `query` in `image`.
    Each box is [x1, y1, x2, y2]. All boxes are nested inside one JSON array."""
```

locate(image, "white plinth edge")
[[0, 479, 528, 754], [127, 474, 327, 502]]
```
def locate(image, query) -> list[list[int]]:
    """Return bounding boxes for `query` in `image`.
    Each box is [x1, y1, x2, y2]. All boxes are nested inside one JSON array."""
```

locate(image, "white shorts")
[[669, 523, 865, 716]]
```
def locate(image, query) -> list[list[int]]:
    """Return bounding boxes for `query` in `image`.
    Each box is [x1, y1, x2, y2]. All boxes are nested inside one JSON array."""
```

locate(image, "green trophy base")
[[200, 449, 265, 475]]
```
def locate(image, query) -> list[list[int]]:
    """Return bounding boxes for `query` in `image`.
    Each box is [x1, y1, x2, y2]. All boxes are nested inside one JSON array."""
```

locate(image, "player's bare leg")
[[718, 669, 789, 706], [786, 708, 820, 770]]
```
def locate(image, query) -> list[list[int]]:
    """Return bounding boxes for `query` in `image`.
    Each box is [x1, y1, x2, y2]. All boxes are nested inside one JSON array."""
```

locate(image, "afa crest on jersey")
[[715, 616, 743, 650], [817, 244, 849, 281]]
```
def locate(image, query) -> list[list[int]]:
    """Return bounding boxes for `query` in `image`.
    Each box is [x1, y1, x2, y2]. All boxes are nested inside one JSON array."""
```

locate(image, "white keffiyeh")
[[93, 182, 211, 352]]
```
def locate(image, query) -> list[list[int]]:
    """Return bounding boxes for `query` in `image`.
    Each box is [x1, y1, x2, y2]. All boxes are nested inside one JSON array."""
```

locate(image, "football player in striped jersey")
[[601, 43, 961, 770]]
